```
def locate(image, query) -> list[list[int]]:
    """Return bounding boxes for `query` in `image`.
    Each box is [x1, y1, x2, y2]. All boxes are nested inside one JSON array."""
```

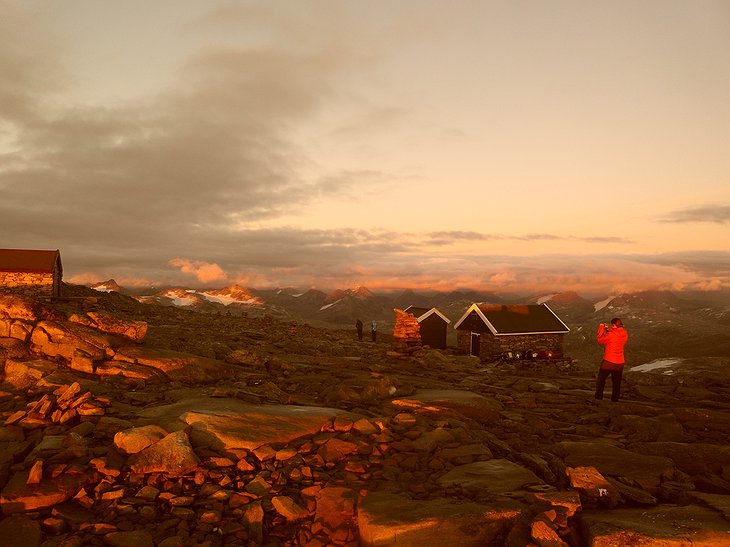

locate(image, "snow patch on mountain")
[[537, 294, 558, 305], [594, 296, 616, 312]]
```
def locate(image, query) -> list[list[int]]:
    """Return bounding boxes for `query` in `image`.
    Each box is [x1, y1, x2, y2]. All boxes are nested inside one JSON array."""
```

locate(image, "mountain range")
[[89, 279, 730, 366]]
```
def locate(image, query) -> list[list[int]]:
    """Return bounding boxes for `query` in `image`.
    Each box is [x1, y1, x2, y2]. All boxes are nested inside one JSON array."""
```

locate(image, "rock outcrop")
[[1, 291, 729, 546]]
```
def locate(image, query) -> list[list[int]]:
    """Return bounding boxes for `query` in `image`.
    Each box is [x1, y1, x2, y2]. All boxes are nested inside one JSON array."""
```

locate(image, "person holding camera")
[[595, 318, 628, 402]]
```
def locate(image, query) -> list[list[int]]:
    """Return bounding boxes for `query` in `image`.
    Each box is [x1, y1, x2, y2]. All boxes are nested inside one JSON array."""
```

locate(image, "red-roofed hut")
[[0, 249, 63, 297]]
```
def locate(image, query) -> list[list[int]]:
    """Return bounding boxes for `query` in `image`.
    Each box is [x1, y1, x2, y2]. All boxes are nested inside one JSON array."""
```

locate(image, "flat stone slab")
[[1, 469, 91, 515], [437, 459, 544, 494], [135, 397, 356, 451], [357, 491, 523, 546], [582, 504, 730, 545], [391, 389, 503, 420], [552, 441, 674, 490]]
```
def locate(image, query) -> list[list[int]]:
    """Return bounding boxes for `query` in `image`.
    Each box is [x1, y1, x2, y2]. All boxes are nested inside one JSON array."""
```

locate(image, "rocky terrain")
[[1, 286, 730, 546]]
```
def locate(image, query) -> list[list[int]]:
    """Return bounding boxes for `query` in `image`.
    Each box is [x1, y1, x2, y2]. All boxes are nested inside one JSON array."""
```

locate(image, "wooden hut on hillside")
[[454, 303, 569, 361], [403, 305, 451, 349], [0, 249, 63, 298]]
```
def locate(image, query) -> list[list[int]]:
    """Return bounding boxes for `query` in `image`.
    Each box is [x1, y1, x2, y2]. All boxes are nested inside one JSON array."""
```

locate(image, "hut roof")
[[404, 305, 451, 324], [0, 249, 62, 274], [454, 303, 569, 335]]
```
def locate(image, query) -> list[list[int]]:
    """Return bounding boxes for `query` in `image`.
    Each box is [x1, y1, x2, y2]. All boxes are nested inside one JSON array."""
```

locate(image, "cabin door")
[[470, 333, 481, 357]]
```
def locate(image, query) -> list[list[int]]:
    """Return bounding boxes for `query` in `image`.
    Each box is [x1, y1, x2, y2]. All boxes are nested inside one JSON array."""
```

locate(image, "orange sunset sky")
[[1, 1, 728, 295]]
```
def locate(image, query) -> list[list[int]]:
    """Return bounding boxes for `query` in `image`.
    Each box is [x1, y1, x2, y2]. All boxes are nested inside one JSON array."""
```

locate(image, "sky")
[[1, 0, 729, 296]]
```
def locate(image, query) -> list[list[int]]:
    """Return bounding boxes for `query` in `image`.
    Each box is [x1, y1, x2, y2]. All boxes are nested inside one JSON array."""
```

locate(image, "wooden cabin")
[[404, 305, 451, 349], [0, 249, 63, 298], [454, 303, 569, 360]]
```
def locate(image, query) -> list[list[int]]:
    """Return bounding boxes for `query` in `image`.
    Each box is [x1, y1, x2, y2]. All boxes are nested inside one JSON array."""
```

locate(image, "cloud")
[[659, 204, 730, 224], [0, 3, 394, 262], [169, 258, 228, 284]]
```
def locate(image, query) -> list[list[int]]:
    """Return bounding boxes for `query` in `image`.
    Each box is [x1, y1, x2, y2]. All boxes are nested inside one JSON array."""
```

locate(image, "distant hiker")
[[595, 318, 629, 402], [356, 319, 363, 341], [371, 320, 377, 342]]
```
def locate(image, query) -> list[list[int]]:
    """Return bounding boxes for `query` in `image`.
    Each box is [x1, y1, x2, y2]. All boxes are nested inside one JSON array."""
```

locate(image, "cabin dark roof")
[[454, 303, 569, 335], [0, 249, 62, 274], [403, 306, 451, 324]]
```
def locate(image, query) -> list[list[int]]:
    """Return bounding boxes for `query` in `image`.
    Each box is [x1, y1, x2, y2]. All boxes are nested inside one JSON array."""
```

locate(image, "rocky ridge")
[[1, 290, 729, 546]]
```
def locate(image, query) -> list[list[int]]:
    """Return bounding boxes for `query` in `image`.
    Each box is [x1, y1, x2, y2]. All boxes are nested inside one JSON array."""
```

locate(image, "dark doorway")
[[470, 333, 481, 357]]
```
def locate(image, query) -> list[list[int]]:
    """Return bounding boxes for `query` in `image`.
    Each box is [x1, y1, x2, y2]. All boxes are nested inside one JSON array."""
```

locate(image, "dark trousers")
[[595, 368, 623, 402]]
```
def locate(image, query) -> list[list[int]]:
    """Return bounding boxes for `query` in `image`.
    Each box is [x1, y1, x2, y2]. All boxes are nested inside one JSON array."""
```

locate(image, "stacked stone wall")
[[0, 271, 55, 297], [391, 308, 422, 356], [457, 330, 564, 361]]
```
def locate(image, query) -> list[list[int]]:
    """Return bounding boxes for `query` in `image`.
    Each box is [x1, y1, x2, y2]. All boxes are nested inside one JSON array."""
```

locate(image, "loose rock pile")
[[0, 291, 729, 546]]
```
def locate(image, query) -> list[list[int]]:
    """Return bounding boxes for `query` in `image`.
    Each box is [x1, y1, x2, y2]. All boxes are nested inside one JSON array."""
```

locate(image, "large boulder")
[[114, 425, 169, 455], [69, 311, 148, 343], [2, 358, 57, 390], [127, 430, 200, 477], [112, 347, 244, 384], [627, 441, 730, 476], [0, 338, 30, 360], [1, 469, 92, 515], [30, 321, 121, 361], [551, 441, 675, 491], [0, 320, 33, 343], [0, 514, 42, 547], [134, 397, 355, 451], [581, 504, 730, 545], [0, 294, 57, 322], [391, 389, 503, 421], [437, 459, 544, 495], [357, 491, 523, 546]]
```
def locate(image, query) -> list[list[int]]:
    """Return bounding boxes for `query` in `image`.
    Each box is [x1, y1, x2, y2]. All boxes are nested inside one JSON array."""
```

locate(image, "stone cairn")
[[390, 309, 422, 357]]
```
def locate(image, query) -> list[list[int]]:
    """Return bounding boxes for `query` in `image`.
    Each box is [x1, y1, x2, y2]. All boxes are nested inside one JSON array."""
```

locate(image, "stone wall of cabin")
[[0, 271, 56, 297], [457, 330, 565, 361]]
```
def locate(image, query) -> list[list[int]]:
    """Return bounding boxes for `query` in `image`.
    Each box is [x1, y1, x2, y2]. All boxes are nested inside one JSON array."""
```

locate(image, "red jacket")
[[597, 324, 628, 367]]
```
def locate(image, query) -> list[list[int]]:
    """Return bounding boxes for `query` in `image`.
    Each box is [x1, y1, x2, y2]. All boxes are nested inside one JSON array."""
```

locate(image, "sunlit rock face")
[[357, 491, 524, 546]]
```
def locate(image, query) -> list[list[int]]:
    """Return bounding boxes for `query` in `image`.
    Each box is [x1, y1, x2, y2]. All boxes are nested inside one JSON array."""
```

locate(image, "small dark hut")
[[0, 249, 63, 298], [404, 305, 451, 349], [453, 303, 569, 360]]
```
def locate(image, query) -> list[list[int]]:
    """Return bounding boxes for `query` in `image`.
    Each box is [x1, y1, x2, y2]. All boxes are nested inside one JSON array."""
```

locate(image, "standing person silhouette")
[[371, 320, 377, 342], [595, 318, 629, 402], [355, 319, 363, 341]]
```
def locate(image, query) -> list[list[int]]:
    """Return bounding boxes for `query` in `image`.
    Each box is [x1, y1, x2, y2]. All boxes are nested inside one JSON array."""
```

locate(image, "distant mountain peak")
[[91, 279, 123, 293]]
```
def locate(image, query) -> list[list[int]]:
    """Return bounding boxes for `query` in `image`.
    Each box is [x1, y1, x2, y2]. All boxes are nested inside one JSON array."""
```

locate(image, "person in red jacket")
[[595, 318, 629, 402]]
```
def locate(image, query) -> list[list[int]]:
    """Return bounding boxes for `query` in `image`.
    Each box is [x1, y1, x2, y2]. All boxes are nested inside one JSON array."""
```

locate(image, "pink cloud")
[[169, 258, 228, 284]]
